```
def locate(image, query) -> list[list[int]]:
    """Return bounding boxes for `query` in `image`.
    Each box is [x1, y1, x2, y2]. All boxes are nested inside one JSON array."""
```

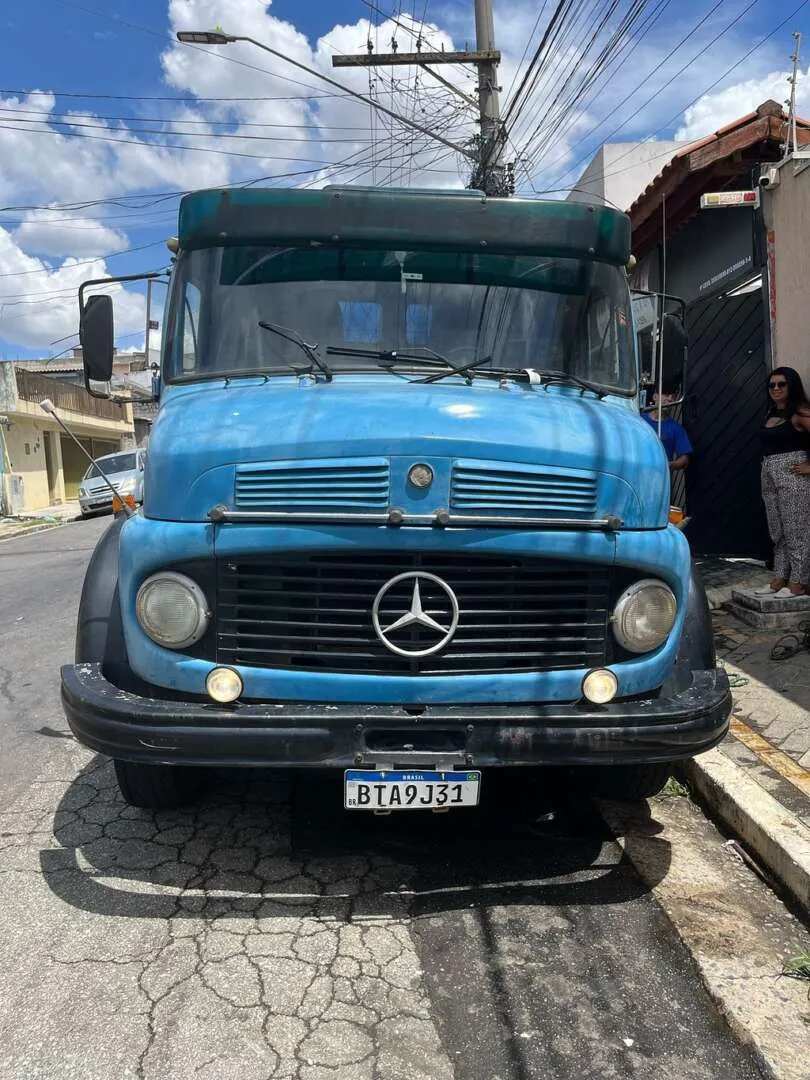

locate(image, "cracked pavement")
[[0, 520, 766, 1079]]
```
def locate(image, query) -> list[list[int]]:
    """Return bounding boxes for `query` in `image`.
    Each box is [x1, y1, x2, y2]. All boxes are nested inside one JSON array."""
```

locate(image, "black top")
[[760, 416, 810, 457]]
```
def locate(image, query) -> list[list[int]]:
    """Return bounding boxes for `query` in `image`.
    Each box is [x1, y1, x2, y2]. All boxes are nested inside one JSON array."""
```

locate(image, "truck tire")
[[114, 760, 201, 810], [76, 518, 205, 810], [586, 762, 672, 801]]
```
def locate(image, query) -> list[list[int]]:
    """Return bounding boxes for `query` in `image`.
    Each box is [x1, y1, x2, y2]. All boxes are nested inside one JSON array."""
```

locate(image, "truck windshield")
[[165, 245, 636, 395]]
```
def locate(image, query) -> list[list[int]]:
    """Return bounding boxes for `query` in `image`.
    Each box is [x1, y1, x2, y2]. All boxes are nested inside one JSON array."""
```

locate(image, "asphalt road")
[[0, 515, 109, 809], [0, 519, 764, 1079]]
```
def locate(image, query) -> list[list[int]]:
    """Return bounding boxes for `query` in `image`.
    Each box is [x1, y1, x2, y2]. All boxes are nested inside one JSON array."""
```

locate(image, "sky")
[[0, 0, 808, 359]]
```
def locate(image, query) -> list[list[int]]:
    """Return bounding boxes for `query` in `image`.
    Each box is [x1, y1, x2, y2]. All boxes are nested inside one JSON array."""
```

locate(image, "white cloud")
[[677, 64, 810, 141], [13, 212, 128, 258], [0, 228, 145, 351], [0, 0, 786, 356], [0, 92, 232, 207], [160, 0, 473, 189]]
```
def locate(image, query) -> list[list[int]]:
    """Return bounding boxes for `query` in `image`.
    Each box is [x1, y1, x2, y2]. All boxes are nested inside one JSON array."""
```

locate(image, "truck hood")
[[143, 375, 669, 527]]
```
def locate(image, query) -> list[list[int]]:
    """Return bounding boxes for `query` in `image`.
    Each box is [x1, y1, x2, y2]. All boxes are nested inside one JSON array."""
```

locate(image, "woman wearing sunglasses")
[[760, 366, 810, 596]]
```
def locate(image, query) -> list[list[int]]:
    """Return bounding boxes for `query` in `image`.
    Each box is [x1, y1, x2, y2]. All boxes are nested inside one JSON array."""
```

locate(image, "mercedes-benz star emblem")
[[372, 571, 459, 658]]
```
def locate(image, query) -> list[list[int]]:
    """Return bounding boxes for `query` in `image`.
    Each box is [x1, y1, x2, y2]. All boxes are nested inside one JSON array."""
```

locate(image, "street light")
[[176, 30, 234, 45], [175, 28, 473, 160]]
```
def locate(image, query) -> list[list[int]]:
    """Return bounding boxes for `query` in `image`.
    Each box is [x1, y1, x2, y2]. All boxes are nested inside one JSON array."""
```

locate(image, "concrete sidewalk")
[[689, 559, 810, 912], [0, 501, 82, 541]]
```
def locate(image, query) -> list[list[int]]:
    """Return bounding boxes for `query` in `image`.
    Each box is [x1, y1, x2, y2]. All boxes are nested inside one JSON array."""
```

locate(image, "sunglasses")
[[769, 380, 788, 389]]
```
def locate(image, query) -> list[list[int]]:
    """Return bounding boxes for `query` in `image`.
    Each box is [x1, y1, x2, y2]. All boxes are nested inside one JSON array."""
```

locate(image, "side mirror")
[[79, 294, 114, 384], [659, 313, 688, 393], [633, 293, 688, 397]]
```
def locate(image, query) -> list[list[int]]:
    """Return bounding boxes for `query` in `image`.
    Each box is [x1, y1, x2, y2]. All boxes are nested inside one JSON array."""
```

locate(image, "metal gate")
[[682, 289, 770, 558]]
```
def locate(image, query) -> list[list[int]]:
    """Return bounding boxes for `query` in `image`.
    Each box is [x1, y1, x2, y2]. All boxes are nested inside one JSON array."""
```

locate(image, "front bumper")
[[79, 494, 113, 512], [61, 663, 731, 769]]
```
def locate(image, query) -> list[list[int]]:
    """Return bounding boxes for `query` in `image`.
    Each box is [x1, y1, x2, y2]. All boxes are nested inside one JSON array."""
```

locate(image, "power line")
[[502, 0, 552, 106], [0, 105, 383, 131], [0, 115, 380, 144], [0, 87, 339, 102], [0, 240, 165, 279], [530, 0, 757, 182], [517, 0, 676, 170], [0, 117, 460, 173], [542, 0, 807, 193], [516, 0, 666, 170]]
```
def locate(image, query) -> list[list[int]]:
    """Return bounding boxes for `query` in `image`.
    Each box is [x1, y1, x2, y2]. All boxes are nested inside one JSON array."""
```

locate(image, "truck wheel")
[[586, 762, 673, 801], [113, 760, 201, 810]]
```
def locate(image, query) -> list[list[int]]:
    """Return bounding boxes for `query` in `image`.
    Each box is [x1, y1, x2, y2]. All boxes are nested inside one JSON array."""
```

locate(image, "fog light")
[[582, 668, 618, 705], [206, 667, 243, 703]]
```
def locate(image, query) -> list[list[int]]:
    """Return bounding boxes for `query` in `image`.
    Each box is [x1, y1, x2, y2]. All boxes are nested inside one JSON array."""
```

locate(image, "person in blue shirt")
[[642, 392, 692, 472]]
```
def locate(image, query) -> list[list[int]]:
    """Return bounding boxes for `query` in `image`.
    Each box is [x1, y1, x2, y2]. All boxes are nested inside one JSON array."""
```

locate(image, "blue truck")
[[60, 186, 730, 810]]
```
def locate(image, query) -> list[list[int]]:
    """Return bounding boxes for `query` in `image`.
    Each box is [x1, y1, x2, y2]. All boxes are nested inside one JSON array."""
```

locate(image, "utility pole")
[[786, 31, 802, 159], [470, 0, 508, 195], [332, 0, 513, 196], [144, 278, 152, 369]]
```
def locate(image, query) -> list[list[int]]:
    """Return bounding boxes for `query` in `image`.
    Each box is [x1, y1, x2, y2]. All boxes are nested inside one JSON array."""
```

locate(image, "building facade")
[[0, 364, 135, 515], [760, 157, 810, 383]]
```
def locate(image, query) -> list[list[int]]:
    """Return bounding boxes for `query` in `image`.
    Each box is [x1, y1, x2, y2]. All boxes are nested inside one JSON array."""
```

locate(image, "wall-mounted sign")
[[700, 190, 761, 209]]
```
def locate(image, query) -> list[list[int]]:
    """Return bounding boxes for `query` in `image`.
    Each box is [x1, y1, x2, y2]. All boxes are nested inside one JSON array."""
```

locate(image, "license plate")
[[344, 769, 481, 811]]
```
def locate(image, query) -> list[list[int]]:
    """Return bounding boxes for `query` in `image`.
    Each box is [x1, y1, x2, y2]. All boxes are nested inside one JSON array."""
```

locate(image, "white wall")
[[570, 140, 691, 212]]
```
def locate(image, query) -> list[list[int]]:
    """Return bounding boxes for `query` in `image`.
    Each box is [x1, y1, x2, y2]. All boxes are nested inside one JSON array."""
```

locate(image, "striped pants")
[[761, 452, 810, 583]]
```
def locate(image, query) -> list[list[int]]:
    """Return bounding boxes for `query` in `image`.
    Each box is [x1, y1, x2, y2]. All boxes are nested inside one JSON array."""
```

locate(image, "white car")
[[78, 449, 146, 516]]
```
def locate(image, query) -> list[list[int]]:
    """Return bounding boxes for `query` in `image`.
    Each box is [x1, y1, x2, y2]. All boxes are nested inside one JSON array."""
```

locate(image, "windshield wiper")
[[421, 360, 607, 396], [258, 320, 332, 381], [528, 369, 607, 398], [419, 355, 499, 384], [325, 345, 452, 370]]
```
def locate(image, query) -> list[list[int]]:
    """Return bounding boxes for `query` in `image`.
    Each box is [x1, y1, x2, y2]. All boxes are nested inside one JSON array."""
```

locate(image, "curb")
[[682, 748, 810, 913], [601, 793, 810, 1080], [0, 519, 74, 544]]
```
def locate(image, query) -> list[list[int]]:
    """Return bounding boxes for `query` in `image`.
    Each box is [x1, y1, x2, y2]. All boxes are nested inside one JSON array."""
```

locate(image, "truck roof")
[[177, 186, 630, 266]]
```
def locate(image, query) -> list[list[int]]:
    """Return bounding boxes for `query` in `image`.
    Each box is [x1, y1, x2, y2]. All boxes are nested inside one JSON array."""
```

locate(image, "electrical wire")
[[540, 0, 807, 194], [0, 240, 166, 279], [509, 0, 647, 152], [0, 87, 340, 102], [0, 115, 380, 145], [532, 0, 759, 185], [0, 105, 384, 132], [518, 0, 675, 172], [516, 0, 659, 162]]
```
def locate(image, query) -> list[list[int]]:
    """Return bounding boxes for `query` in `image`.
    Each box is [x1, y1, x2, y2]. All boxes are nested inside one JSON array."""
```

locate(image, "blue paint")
[[144, 377, 667, 527], [110, 187, 695, 720], [118, 516, 685, 705]]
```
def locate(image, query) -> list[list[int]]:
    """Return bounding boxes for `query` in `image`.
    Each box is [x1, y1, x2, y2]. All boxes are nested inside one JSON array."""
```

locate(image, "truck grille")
[[234, 458, 389, 511], [215, 552, 610, 676], [450, 460, 598, 516]]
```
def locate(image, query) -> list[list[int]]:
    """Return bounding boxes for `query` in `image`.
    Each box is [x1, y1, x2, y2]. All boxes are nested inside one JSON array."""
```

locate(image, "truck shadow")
[[40, 758, 671, 921]]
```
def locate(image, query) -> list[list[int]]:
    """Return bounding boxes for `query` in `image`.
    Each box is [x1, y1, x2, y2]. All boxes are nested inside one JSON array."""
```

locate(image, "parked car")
[[78, 449, 146, 516]]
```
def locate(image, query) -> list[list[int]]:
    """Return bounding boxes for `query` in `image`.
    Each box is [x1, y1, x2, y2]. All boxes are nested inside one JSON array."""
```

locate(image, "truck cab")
[[61, 186, 730, 810]]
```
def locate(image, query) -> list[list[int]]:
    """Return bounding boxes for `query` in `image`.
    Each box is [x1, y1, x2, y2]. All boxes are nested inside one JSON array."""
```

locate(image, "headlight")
[[136, 572, 210, 649], [612, 579, 677, 654], [117, 477, 137, 493]]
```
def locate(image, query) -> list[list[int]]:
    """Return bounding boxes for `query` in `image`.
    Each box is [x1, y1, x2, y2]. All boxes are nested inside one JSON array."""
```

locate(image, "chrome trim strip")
[[447, 513, 621, 530], [208, 505, 621, 530]]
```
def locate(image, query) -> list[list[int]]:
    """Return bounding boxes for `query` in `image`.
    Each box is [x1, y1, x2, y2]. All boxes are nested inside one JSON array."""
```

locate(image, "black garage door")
[[681, 289, 771, 558]]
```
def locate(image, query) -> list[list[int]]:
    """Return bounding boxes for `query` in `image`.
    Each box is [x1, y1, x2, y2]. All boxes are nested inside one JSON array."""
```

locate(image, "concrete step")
[[728, 586, 810, 629]]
